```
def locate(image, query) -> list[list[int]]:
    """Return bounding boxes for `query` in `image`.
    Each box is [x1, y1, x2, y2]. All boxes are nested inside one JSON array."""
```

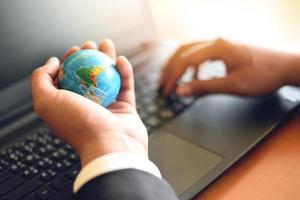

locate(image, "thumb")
[[176, 77, 236, 96], [31, 57, 60, 106], [43, 57, 61, 78], [114, 56, 136, 106]]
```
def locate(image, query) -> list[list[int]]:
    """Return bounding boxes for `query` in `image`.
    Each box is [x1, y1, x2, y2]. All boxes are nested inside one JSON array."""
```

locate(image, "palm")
[[108, 101, 148, 148], [55, 90, 147, 144]]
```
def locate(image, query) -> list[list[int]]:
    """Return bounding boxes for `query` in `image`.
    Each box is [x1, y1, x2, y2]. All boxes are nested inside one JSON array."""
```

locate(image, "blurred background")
[[148, 0, 300, 52]]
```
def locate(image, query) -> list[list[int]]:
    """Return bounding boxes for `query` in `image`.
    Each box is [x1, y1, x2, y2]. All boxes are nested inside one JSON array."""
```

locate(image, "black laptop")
[[0, 0, 299, 200]]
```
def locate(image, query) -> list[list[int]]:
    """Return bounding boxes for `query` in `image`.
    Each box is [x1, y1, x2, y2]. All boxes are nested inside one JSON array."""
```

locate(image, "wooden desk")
[[195, 107, 300, 200]]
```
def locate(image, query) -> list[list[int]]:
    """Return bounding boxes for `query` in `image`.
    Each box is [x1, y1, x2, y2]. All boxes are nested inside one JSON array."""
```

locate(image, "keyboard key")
[[145, 116, 161, 127], [50, 176, 70, 190], [16, 161, 26, 171], [37, 128, 49, 135], [53, 139, 62, 146], [15, 141, 25, 148], [38, 147, 47, 154], [40, 172, 51, 181], [154, 96, 166, 106], [28, 142, 37, 149], [37, 160, 47, 169], [35, 185, 55, 199], [40, 169, 56, 182], [58, 149, 67, 156], [25, 155, 35, 164], [66, 165, 80, 180], [37, 137, 47, 145], [63, 159, 72, 166], [68, 153, 78, 163], [55, 162, 66, 172], [0, 149, 8, 157], [33, 153, 41, 161], [23, 169, 34, 179], [0, 176, 25, 195], [8, 153, 19, 162], [51, 152, 60, 160], [146, 104, 158, 113], [26, 134, 38, 142], [30, 167, 39, 176], [4, 178, 42, 200], [45, 144, 55, 152], [23, 145, 34, 153], [15, 151, 24, 159], [0, 159, 10, 168], [64, 145, 73, 152], [10, 164, 21, 174], [140, 96, 152, 105], [0, 148, 13, 157], [159, 109, 175, 119], [23, 167, 38, 179]]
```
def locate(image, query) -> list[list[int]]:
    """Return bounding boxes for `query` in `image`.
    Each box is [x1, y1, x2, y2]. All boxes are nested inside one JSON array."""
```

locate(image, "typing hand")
[[31, 40, 148, 167], [160, 38, 300, 97]]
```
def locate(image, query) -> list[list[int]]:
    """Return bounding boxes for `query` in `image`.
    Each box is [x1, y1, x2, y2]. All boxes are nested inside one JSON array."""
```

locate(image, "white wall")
[[148, 0, 300, 52]]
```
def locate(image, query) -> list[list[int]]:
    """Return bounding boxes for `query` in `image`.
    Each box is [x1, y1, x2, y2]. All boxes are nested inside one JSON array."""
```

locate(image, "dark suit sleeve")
[[73, 169, 179, 200]]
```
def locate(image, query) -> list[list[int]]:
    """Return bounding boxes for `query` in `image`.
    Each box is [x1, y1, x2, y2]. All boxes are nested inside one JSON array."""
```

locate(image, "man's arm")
[[31, 40, 179, 200], [74, 169, 178, 200]]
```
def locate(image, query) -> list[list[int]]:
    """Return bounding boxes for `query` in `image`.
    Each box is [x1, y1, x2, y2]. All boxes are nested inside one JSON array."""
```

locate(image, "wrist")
[[76, 135, 148, 168]]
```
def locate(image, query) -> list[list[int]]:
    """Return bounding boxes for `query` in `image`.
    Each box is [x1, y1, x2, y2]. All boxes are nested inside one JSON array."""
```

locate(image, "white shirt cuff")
[[73, 152, 161, 193]]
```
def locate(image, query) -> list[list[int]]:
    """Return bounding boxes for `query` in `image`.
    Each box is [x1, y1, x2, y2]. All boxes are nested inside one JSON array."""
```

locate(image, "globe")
[[58, 49, 121, 107]]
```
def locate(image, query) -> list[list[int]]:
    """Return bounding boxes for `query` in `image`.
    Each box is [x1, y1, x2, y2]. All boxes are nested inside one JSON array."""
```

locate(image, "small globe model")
[[58, 49, 121, 107]]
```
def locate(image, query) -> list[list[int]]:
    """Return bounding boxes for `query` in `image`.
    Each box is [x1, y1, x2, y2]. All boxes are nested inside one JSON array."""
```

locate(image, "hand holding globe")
[[31, 40, 148, 168]]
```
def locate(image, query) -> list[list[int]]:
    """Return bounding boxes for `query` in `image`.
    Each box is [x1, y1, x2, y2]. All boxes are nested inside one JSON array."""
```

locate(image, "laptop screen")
[[0, 0, 155, 90]]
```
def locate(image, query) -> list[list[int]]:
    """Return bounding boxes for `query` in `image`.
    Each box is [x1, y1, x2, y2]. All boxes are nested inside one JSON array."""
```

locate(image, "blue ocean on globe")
[[58, 49, 121, 107]]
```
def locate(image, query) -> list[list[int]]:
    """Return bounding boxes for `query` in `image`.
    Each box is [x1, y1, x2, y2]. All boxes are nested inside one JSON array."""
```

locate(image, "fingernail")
[[119, 56, 130, 65], [47, 57, 58, 65], [101, 38, 114, 46], [177, 86, 191, 96]]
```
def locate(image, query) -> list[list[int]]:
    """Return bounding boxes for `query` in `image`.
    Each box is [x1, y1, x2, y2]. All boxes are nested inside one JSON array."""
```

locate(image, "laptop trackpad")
[[149, 131, 223, 195]]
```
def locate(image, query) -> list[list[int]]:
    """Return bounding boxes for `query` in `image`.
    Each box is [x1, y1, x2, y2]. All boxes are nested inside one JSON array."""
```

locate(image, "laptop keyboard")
[[0, 65, 195, 200], [0, 128, 78, 200]]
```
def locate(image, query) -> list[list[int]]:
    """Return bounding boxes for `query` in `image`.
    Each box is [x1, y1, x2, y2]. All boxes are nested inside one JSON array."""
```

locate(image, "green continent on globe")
[[75, 65, 105, 88]]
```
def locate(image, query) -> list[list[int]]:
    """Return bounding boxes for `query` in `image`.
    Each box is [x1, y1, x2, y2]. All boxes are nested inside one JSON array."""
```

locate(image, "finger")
[[99, 39, 117, 62], [176, 76, 236, 97], [115, 56, 135, 106], [31, 57, 60, 106], [163, 41, 224, 96], [62, 46, 80, 61], [81, 40, 98, 50], [160, 41, 201, 87]]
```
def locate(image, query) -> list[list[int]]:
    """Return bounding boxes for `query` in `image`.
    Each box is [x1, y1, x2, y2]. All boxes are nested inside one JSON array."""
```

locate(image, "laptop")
[[0, 0, 299, 199]]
